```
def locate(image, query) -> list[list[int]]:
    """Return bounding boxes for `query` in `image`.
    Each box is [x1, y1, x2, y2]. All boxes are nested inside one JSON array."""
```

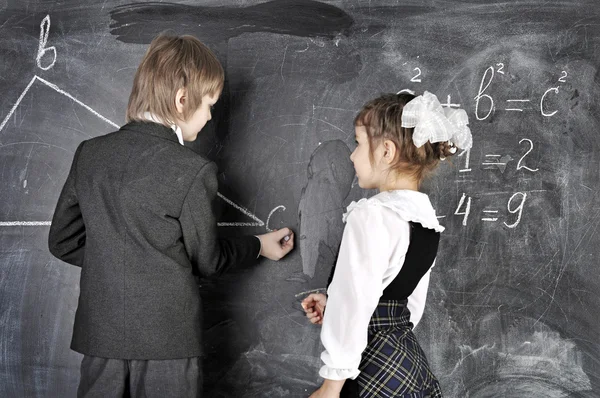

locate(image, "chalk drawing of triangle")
[[216, 193, 265, 227], [0, 75, 265, 228]]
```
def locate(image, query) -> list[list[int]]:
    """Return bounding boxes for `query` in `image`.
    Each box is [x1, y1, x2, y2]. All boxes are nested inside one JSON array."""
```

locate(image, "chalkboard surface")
[[1, 1, 599, 397]]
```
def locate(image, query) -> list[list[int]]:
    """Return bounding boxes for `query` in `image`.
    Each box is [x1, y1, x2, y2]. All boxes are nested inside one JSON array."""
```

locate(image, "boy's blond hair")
[[126, 33, 224, 124]]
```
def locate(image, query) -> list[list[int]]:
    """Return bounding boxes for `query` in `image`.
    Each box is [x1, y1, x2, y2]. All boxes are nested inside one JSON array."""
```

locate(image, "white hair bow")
[[400, 91, 473, 150]]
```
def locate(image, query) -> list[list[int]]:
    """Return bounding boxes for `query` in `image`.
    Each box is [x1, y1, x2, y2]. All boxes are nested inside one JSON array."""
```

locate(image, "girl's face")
[[176, 91, 220, 141], [350, 125, 386, 190]]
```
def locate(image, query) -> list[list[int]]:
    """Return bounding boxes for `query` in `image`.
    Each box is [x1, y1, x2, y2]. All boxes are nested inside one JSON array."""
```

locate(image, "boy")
[[48, 34, 294, 397]]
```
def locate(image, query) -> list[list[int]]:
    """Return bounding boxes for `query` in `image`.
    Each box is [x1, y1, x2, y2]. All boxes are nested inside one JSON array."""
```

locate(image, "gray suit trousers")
[[77, 355, 201, 398]]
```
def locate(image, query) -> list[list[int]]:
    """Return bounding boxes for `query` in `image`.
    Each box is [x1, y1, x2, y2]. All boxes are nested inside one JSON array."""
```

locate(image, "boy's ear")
[[175, 88, 186, 115]]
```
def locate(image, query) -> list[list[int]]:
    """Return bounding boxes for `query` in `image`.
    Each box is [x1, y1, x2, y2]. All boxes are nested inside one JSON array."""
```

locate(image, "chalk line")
[[1, 76, 265, 229], [0, 221, 51, 227]]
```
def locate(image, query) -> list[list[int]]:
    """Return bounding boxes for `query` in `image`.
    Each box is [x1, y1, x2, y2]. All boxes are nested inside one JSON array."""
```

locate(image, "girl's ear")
[[383, 140, 397, 164], [175, 88, 186, 115]]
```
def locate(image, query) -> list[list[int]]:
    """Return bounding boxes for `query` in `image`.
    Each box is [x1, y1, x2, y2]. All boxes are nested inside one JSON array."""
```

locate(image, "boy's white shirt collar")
[[143, 112, 184, 145]]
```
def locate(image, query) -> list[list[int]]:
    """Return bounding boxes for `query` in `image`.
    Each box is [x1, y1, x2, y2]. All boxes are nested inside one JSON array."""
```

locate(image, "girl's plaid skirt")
[[341, 300, 442, 398]]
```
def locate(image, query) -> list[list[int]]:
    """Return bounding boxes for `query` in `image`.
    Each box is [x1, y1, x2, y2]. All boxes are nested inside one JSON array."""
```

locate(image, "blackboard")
[[1, 0, 599, 396]]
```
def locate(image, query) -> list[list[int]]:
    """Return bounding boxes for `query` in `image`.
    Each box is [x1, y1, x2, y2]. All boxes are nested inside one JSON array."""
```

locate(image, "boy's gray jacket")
[[48, 121, 260, 360]]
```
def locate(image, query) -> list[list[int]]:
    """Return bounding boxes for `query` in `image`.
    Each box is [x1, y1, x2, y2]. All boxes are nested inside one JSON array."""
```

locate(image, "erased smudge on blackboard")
[[298, 140, 354, 278], [110, 0, 354, 44]]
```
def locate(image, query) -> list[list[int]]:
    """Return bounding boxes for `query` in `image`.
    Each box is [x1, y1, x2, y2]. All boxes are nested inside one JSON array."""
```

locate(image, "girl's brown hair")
[[354, 93, 456, 182], [126, 33, 224, 124]]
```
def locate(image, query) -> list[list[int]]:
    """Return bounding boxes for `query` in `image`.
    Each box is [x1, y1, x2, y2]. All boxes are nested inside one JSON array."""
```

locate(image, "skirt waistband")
[[368, 299, 412, 332]]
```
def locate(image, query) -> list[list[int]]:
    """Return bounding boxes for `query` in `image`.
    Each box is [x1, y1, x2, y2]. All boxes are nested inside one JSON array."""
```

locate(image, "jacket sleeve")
[[48, 141, 86, 266], [179, 161, 261, 277]]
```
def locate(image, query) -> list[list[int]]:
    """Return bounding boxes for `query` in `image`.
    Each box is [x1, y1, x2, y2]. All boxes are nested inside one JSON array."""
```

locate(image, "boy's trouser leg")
[[77, 355, 202, 398], [128, 357, 202, 398], [77, 356, 128, 398]]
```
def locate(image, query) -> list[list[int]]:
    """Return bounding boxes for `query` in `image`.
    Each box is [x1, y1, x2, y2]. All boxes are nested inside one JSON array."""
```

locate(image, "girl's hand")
[[309, 387, 337, 398], [301, 293, 327, 325], [309, 379, 344, 398]]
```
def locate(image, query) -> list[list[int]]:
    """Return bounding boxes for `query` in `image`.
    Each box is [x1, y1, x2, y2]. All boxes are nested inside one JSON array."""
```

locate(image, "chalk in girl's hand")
[[283, 235, 290, 242]]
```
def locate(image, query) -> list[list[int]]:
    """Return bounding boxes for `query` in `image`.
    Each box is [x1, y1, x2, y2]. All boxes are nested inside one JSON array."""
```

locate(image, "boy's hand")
[[256, 228, 294, 261], [301, 293, 327, 325]]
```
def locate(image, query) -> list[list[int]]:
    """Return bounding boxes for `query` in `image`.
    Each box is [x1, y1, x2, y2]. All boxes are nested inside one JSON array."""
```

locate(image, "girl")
[[302, 91, 472, 397]]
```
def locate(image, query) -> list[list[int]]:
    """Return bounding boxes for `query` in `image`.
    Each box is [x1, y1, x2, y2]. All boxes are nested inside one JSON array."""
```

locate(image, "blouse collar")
[[343, 190, 444, 232]]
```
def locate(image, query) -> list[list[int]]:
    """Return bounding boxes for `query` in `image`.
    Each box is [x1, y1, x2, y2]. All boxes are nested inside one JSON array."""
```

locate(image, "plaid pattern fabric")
[[342, 300, 442, 398]]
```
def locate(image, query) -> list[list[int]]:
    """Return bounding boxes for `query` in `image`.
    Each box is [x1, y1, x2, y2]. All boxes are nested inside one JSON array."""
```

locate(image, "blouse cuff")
[[319, 365, 360, 381]]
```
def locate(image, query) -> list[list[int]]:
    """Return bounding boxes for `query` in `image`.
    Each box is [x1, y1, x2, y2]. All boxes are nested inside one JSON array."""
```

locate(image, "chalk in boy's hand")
[[256, 228, 295, 261]]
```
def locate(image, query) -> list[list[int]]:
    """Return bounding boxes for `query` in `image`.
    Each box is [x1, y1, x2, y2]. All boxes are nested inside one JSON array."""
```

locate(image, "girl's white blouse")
[[319, 190, 444, 381]]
